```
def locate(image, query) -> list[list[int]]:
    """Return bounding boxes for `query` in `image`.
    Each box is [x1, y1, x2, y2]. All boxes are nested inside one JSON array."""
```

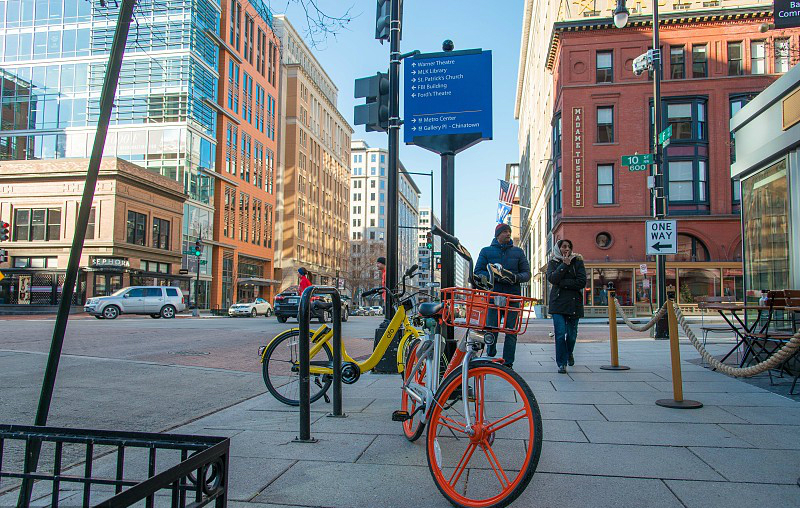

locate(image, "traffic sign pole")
[[385, 0, 401, 321]]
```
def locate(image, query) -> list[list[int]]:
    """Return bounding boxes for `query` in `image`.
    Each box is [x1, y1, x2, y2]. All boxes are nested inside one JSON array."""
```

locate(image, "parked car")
[[273, 287, 349, 323], [228, 298, 273, 317], [369, 305, 384, 316], [84, 286, 186, 320]]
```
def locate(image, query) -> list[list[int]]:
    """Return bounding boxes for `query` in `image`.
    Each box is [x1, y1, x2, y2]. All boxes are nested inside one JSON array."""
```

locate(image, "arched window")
[[667, 234, 710, 262]]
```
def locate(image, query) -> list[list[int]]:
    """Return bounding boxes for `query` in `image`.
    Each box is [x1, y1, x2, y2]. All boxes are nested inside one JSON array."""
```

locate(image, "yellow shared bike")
[[258, 265, 424, 406]]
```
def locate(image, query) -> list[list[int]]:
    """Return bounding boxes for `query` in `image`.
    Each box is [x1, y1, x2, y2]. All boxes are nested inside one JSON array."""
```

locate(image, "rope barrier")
[[673, 305, 800, 378], [613, 298, 668, 332]]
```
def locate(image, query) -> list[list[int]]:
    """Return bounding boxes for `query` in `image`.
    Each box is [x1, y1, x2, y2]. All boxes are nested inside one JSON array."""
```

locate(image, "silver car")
[[84, 286, 186, 320]]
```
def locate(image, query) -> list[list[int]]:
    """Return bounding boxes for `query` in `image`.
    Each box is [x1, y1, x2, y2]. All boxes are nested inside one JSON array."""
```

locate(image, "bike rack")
[[295, 286, 345, 443]]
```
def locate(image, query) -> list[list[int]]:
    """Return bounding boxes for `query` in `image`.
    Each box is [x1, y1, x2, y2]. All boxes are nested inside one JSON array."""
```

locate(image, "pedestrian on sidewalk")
[[474, 223, 531, 369], [298, 267, 312, 295], [547, 239, 586, 374]]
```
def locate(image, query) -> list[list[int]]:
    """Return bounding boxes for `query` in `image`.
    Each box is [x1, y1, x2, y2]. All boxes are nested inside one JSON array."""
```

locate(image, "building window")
[[13, 208, 60, 242], [668, 234, 710, 262], [84, 208, 96, 240], [126, 211, 147, 246], [670, 46, 685, 79], [751, 40, 765, 75], [667, 159, 707, 203], [730, 93, 757, 164], [692, 44, 707, 78], [596, 106, 614, 143], [553, 166, 562, 213], [152, 218, 170, 250], [661, 100, 706, 142], [597, 164, 614, 204], [596, 51, 612, 83], [775, 38, 791, 73], [727, 41, 743, 76]]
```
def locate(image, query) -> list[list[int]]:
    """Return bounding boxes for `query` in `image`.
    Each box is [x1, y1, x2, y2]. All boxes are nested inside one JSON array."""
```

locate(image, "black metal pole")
[[194, 232, 202, 317], [652, 0, 669, 339], [429, 172, 435, 298], [441, 153, 455, 344], [329, 289, 344, 417], [385, 0, 400, 317], [20, 1, 137, 505], [294, 287, 315, 443]]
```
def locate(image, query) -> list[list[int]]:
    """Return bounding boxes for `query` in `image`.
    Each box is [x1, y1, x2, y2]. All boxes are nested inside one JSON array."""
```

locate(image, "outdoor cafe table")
[[703, 303, 775, 367]]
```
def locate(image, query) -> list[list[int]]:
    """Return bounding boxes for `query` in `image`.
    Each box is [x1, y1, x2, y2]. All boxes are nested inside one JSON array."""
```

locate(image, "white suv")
[[84, 286, 186, 320]]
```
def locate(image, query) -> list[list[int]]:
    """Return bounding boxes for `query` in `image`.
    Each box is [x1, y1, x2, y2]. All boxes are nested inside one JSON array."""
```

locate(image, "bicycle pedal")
[[391, 410, 411, 422]]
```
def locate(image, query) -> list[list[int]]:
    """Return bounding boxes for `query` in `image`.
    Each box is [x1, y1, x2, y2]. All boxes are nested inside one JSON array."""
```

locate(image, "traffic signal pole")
[[193, 234, 202, 317], [385, 0, 401, 314]]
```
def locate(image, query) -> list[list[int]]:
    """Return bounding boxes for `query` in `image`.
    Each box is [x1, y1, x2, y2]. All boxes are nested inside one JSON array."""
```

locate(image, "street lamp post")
[[613, 0, 669, 339]]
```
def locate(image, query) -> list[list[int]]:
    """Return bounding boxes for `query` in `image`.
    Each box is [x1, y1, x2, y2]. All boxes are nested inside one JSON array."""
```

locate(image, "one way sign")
[[646, 220, 677, 255]]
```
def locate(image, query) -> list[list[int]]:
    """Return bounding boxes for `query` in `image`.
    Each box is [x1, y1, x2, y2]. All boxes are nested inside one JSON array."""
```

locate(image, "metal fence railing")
[[0, 424, 229, 508]]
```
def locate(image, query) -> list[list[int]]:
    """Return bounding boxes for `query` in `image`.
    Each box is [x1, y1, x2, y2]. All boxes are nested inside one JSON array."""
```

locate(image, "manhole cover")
[[172, 351, 211, 356]]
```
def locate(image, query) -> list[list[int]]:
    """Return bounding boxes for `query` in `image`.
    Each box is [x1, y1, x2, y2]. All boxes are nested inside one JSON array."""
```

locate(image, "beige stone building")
[[273, 16, 353, 290], [0, 158, 188, 305]]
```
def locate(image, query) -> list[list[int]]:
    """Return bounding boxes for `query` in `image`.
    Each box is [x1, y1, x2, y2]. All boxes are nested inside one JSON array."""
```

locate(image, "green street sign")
[[199, 260, 208, 265], [433, 251, 441, 255], [621, 154, 654, 166], [183, 250, 196, 255], [628, 164, 649, 172], [658, 125, 673, 145]]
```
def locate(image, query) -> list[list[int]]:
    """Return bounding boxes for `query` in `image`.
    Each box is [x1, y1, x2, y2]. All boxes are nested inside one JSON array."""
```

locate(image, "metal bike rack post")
[[294, 287, 316, 443], [294, 286, 345, 444]]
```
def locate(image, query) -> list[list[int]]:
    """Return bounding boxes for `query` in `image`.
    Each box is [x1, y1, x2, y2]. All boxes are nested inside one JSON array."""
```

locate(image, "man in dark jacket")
[[474, 223, 531, 368], [546, 239, 587, 373]]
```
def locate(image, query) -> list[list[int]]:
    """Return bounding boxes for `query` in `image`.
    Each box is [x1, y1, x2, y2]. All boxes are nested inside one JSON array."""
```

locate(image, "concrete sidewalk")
[[4, 340, 800, 507], [182, 340, 800, 508]]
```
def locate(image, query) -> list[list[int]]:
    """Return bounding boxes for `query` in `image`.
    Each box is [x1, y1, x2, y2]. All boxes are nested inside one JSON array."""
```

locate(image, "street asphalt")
[[1, 314, 799, 506]]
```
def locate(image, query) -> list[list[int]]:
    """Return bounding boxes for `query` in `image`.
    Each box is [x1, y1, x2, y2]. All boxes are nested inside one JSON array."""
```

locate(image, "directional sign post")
[[404, 49, 492, 152], [646, 220, 677, 255]]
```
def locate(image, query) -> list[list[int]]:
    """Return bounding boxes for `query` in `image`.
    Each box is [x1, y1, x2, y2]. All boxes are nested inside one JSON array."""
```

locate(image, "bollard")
[[656, 300, 703, 409], [601, 287, 629, 371]]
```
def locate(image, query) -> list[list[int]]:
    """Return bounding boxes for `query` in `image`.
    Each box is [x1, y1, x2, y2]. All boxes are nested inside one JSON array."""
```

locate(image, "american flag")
[[499, 180, 518, 204]]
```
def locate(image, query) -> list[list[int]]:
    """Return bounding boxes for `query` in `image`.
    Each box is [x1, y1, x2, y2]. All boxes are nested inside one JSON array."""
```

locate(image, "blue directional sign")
[[404, 50, 492, 144]]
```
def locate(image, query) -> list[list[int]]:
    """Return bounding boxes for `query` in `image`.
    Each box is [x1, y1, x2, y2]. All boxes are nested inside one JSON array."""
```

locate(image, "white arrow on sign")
[[411, 62, 416, 67], [645, 220, 677, 255], [411, 86, 416, 90], [411, 70, 416, 74], [411, 93, 416, 98], [411, 118, 416, 123]]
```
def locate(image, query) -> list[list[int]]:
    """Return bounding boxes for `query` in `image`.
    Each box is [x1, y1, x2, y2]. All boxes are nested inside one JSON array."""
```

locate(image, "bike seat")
[[419, 302, 445, 317]]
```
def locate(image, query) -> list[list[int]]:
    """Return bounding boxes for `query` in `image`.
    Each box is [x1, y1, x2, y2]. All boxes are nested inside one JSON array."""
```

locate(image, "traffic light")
[[0, 221, 9, 241], [436, 257, 441, 270], [375, 0, 390, 41], [194, 239, 202, 257], [354, 71, 390, 132], [0, 249, 6, 263], [425, 231, 433, 250]]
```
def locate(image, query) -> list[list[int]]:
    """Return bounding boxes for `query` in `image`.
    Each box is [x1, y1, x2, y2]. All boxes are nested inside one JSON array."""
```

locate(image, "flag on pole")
[[499, 180, 518, 204], [496, 202, 512, 224]]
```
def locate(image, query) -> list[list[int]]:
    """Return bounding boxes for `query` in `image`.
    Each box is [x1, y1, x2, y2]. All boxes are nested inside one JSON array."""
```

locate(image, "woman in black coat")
[[546, 239, 587, 373]]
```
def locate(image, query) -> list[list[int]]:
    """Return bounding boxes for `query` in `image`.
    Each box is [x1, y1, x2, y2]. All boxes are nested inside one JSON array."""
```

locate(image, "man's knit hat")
[[495, 223, 512, 238]]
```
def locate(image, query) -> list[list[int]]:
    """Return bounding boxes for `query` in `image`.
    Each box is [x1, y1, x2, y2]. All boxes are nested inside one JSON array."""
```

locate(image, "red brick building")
[[546, 6, 796, 315], [211, 0, 281, 310]]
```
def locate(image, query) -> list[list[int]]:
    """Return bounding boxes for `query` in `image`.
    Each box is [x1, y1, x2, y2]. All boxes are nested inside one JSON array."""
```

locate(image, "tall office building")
[[349, 140, 420, 296], [273, 15, 352, 290], [0, 0, 221, 307], [211, 0, 280, 309], [417, 207, 440, 291]]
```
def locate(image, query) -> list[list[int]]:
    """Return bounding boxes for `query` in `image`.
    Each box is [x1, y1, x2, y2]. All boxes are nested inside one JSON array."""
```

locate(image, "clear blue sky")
[[275, 0, 524, 257]]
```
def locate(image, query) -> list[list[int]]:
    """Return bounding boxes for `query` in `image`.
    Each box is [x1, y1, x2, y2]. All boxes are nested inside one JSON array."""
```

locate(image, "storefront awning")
[[237, 277, 280, 287]]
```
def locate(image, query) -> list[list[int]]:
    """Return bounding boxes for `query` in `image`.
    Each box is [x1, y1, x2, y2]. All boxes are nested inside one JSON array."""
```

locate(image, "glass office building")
[[0, 0, 221, 307]]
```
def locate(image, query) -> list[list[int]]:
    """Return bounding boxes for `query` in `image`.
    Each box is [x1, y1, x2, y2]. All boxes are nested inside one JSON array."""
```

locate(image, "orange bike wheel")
[[400, 340, 426, 441], [426, 363, 542, 508]]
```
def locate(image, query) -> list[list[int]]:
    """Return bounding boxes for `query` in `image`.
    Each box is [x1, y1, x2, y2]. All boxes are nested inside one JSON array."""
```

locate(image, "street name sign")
[[426, 282, 441, 288], [404, 49, 492, 149], [622, 154, 654, 166], [646, 220, 677, 255], [658, 125, 673, 146]]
